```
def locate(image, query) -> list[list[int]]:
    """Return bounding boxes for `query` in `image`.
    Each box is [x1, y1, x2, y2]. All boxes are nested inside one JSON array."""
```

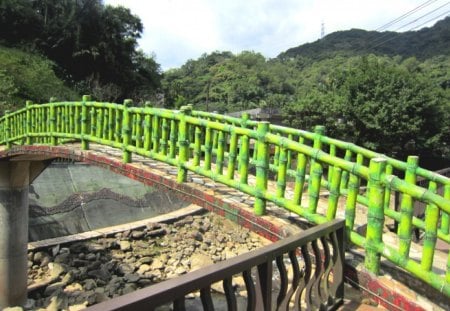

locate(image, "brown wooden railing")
[[85, 219, 345, 311]]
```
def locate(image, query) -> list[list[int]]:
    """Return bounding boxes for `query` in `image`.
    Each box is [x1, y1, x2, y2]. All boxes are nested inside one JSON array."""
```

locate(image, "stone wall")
[[29, 163, 190, 241]]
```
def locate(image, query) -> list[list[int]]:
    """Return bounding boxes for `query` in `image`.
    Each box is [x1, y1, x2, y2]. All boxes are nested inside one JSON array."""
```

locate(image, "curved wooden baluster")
[[294, 244, 312, 311], [200, 285, 215, 311], [319, 236, 332, 308], [276, 255, 288, 309], [223, 277, 237, 311], [305, 240, 323, 309], [328, 230, 344, 306], [278, 249, 301, 310], [243, 269, 256, 311], [173, 297, 186, 311]]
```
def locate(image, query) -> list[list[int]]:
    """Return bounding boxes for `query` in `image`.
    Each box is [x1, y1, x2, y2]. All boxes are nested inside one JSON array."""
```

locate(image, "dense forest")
[[0, 1, 449, 163]]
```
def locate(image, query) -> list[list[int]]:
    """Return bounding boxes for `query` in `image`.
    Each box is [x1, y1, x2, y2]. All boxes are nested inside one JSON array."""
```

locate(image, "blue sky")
[[104, 0, 449, 70]]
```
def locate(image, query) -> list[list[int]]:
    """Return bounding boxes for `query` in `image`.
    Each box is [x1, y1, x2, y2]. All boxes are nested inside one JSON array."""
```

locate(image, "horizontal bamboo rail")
[[1, 98, 449, 296]]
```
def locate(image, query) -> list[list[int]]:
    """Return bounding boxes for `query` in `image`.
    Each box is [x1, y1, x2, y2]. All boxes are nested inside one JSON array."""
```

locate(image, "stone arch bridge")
[[0, 97, 449, 309]]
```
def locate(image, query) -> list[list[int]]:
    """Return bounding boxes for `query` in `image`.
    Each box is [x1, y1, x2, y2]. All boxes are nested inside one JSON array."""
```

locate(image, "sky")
[[104, 0, 449, 70]]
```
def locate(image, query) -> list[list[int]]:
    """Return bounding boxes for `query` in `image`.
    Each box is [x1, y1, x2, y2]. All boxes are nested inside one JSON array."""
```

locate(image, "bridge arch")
[[0, 97, 449, 308]]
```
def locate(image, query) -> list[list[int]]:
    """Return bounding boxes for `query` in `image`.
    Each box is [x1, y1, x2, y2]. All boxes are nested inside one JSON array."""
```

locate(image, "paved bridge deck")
[[0, 143, 446, 310]]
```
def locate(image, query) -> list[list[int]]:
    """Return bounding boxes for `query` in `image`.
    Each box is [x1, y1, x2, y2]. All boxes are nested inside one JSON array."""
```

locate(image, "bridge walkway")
[[1, 142, 446, 310]]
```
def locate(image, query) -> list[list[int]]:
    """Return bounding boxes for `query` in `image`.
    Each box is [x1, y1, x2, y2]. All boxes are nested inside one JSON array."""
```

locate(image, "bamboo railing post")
[[365, 158, 386, 275], [276, 142, 288, 198], [340, 149, 353, 191], [169, 119, 177, 159], [143, 102, 152, 151], [442, 185, 450, 235], [293, 135, 307, 205], [135, 113, 143, 149], [81, 95, 91, 150], [4, 110, 11, 149], [160, 118, 169, 155], [239, 113, 250, 185], [216, 131, 225, 175], [121, 99, 132, 163], [25, 101, 32, 145], [115, 105, 121, 144], [49, 103, 57, 146], [226, 130, 238, 180], [193, 126, 202, 167], [204, 126, 213, 171], [327, 167, 342, 220], [308, 125, 325, 214], [397, 156, 418, 258], [96, 108, 103, 139], [254, 121, 269, 215], [345, 153, 363, 242], [422, 181, 439, 271], [177, 105, 191, 183]]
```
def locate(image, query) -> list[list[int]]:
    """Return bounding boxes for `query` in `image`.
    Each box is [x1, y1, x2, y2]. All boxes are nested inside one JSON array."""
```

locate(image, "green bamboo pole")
[[25, 101, 32, 145], [239, 113, 250, 184], [135, 113, 143, 149], [340, 149, 353, 191], [276, 144, 287, 198], [90, 107, 96, 137], [169, 119, 177, 159], [177, 105, 191, 183], [96, 108, 103, 139], [152, 115, 160, 153], [254, 121, 270, 215], [102, 108, 108, 140], [50, 104, 57, 145], [327, 167, 342, 220], [398, 156, 418, 259], [421, 181, 439, 271], [193, 126, 202, 166], [75, 104, 80, 135], [121, 99, 132, 163], [81, 95, 91, 150], [307, 125, 325, 214], [216, 131, 225, 175], [384, 164, 393, 210], [293, 152, 307, 205], [328, 144, 337, 185], [226, 131, 238, 180], [274, 136, 280, 167], [286, 133, 293, 170], [441, 185, 449, 235], [115, 105, 121, 143], [345, 153, 363, 241], [107, 107, 114, 141], [204, 126, 213, 171], [160, 118, 169, 155], [365, 158, 387, 275], [4, 111, 10, 149], [65, 104, 70, 134], [144, 102, 152, 151], [69, 104, 75, 135]]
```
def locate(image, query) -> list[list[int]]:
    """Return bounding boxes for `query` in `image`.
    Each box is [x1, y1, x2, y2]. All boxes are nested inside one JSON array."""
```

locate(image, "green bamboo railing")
[[1, 98, 449, 296]]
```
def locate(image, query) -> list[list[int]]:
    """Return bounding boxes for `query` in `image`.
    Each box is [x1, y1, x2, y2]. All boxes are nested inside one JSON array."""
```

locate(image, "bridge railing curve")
[[0, 96, 449, 297]]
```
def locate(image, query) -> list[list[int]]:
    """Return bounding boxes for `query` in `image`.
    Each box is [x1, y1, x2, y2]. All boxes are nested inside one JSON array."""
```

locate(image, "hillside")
[[278, 16, 450, 60]]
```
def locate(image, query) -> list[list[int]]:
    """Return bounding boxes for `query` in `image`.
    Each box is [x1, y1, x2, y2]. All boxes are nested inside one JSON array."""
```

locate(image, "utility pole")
[[321, 21, 325, 39]]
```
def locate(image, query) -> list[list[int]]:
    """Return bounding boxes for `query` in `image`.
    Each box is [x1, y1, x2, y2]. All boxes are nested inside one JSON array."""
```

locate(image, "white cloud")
[[104, 0, 449, 70]]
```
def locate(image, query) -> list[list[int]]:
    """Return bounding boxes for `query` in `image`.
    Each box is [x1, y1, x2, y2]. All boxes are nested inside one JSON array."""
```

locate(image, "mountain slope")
[[278, 16, 450, 60]]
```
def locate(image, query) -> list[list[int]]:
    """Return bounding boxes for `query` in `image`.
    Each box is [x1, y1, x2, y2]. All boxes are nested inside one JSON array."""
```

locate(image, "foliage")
[[278, 17, 450, 61], [0, 0, 162, 101], [0, 46, 78, 114], [284, 55, 448, 159]]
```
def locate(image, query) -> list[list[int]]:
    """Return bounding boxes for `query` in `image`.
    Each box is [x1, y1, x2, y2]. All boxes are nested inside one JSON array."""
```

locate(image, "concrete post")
[[0, 161, 30, 308]]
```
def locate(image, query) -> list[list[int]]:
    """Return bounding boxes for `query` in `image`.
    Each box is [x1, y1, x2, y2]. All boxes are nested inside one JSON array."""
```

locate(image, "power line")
[[369, 9, 450, 50], [389, 1, 450, 32], [375, 0, 438, 31]]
